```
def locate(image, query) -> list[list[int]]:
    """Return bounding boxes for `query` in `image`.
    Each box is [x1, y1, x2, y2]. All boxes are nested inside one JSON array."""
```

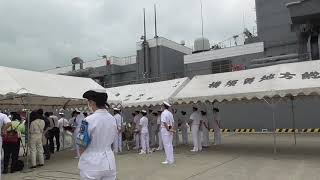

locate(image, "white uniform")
[[73, 114, 85, 157], [201, 115, 210, 147], [161, 109, 174, 164], [179, 115, 188, 145], [213, 112, 221, 145], [0, 113, 11, 179], [58, 117, 69, 149], [139, 116, 149, 153], [157, 115, 163, 150], [133, 114, 142, 149], [113, 113, 123, 153], [29, 119, 45, 167], [79, 109, 117, 180], [190, 111, 202, 152]]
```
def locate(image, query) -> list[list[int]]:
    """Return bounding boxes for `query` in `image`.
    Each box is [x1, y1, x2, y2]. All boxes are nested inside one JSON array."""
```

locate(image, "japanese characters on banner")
[[173, 60, 320, 104], [208, 71, 320, 89]]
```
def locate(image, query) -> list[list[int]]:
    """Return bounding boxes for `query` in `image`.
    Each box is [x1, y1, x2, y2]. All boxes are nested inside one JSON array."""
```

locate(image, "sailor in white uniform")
[[139, 110, 150, 154], [179, 111, 188, 145], [200, 111, 210, 147], [189, 106, 202, 152], [156, 110, 163, 151], [79, 89, 117, 180], [0, 113, 12, 180], [160, 102, 175, 165], [113, 108, 123, 154], [213, 108, 222, 145]]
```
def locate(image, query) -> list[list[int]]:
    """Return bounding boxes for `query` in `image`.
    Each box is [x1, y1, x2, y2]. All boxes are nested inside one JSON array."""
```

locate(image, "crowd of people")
[[0, 89, 222, 180]]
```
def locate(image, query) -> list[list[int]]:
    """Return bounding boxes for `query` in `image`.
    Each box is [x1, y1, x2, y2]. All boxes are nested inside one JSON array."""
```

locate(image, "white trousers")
[[134, 133, 140, 149], [201, 128, 210, 147], [73, 129, 80, 157], [192, 125, 202, 151], [140, 132, 150, 152], [214, 128, 222, 145], [30, 134, 44, 166], [157, 131, 163, 150], [113, 133, 122, 153], [181, 126, 188, 144], [80, 169, 116, 180], [161, 129, 174, 163]]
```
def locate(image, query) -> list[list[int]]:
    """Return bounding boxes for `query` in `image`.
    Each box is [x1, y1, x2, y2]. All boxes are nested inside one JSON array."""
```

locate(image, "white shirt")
[[161, 109, 174, 135], [0, 113, 11, 143], [190, 111, 201, 126], [114, 113, 122, 131], [139, 116, 149, 133], [78, 109, 117, 171], [49, 115, 59, 128], [58, 118, 69, 132]]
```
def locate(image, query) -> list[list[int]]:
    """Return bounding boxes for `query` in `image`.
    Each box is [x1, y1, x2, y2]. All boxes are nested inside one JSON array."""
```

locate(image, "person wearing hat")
[[58, 112, 69, 150], [213, 108, 221, 145], [160, 102, 175, 165], [133, 110, 142, 150], [200, 111, 210, 148], [189, 106, 202, 152], [79, 89, 117, 180], [156, 110, 163, 151], [179, 111, 189, 145], [113, 108, 123, 154], [139, 110, 150, 154]]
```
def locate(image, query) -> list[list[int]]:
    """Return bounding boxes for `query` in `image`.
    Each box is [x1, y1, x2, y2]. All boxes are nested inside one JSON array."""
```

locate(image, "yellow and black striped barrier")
[[301, 128, 320, 133], [209, 129, 231, 132], [276, 129, 298, 133], [234, 129, 256, 133]]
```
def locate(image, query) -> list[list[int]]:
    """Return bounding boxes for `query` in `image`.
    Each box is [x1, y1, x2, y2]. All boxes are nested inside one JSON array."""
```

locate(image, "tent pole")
[[290, 96, 297, 145]]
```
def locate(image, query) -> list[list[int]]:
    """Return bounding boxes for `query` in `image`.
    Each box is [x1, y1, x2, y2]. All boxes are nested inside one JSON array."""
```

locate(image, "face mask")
[[87, 102, 93, 113]]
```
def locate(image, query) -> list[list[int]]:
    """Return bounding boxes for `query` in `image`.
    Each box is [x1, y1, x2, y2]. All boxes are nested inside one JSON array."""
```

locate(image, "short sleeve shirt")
[[139, 116, 149, 133], [190, 111, 201, 126]]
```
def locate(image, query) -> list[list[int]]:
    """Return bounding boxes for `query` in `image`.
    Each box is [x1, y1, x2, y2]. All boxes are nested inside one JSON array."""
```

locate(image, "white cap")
[[59, 112, 64, 115], [91, 89, 106, 93], [141, 110, 147, 113], [163, 101, 171, 107], [113, 107, 120, 111]]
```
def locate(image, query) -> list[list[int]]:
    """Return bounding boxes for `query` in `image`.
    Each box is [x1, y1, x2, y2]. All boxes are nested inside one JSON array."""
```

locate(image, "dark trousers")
[[48, 127, 60, 153], [3, 140, 21, 172]]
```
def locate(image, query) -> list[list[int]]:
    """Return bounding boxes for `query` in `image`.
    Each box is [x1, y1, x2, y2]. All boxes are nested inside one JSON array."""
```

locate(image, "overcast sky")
[[0, 0, 256, 71]]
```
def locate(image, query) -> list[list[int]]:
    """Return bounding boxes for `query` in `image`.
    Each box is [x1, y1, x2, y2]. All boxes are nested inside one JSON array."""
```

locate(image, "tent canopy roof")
[[0, 66, 105, 107], [106, 78, 190, 108], [173, 60, 320, 104]]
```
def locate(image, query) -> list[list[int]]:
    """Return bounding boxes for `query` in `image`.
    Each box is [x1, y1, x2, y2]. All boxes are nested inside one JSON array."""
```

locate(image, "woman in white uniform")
[[200, 111, 210, 148], [113, 108, 123, 154], [79, 89, 117, 180], [213, 108, 222, 145], [0, 113, 12, 178], [189, 106, 202, 152], [160, 102, 175, 165], [139, 110, 150, 154], [179, 111, 188, 145]]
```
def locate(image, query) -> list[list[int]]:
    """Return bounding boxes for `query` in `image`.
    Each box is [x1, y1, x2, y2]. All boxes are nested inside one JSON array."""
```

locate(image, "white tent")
[[0, 66, 105, 109], [173, 60, 320, 104], [106, 78, 190, 108], [173, 60, 320, 154]]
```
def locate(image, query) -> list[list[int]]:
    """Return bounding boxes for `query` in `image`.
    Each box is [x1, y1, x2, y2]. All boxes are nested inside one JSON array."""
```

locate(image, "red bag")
[[2, 123, 21, 144]]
